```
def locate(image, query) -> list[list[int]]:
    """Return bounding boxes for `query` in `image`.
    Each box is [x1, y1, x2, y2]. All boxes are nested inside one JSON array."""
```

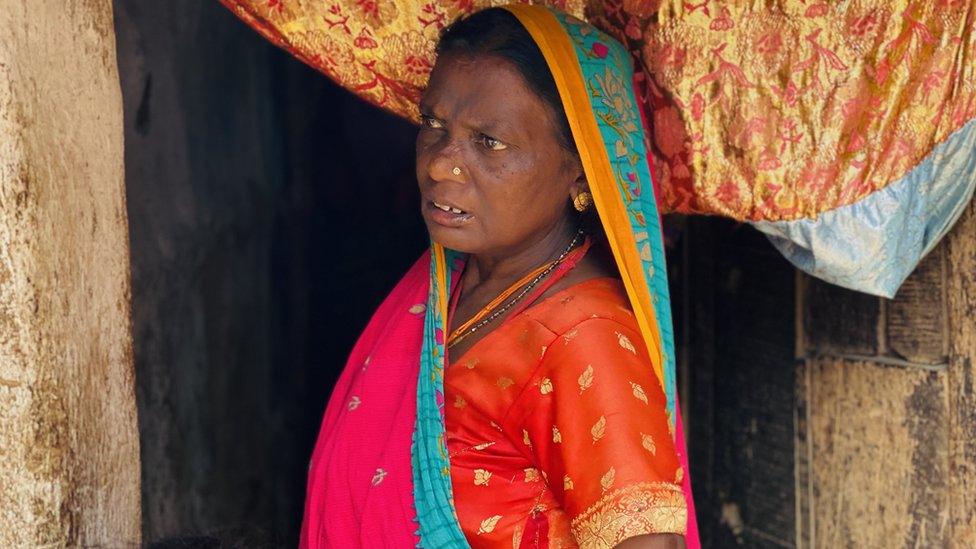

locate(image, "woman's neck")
[[462, 218, 577, 294]]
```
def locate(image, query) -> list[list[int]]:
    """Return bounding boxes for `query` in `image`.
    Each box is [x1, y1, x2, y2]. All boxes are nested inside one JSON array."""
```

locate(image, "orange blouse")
[[445, 278, 686, 548]]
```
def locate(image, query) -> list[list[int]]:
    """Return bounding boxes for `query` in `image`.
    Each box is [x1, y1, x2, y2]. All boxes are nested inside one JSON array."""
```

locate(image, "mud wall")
[[0, 1, 140, 546]]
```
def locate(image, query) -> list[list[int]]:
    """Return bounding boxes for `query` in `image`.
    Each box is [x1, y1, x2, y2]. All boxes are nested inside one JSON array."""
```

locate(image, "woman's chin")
[[424, 224, 481, 254]]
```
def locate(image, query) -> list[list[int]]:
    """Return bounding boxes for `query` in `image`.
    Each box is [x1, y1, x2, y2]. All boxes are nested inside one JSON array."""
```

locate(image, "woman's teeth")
[[433, 202, 465, 214]]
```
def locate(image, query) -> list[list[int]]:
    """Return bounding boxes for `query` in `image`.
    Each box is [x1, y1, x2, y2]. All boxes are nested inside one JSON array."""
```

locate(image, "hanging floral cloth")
[[219, 0, 975, 298]]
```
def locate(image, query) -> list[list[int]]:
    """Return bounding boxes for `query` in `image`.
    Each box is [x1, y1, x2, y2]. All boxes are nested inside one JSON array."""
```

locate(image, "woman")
[[300, 6, 697, 548]]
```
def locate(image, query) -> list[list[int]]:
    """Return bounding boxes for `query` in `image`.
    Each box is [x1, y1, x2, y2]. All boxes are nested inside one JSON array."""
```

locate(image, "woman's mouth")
[[424, 200, 474, 227], [433, 201, 466, 215]]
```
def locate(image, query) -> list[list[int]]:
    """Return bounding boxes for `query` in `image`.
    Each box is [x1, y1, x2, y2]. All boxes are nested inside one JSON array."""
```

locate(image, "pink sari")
[[299, 254, 428, 548]]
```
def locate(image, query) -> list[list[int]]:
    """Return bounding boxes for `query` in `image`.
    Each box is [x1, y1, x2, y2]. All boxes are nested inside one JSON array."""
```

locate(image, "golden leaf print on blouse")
[[522, 429, 532, 447], [578, 365, 594, 394], [616, 332, 637, 354], [478, 515, 502, 535], [472, 441, 495, 451], [473, 469, 492, 486], [591, 415, 607, 443], [497, 376, 514, 389], [524, 468, 541, 483], [600, 467, 616, 492], [630, 382, 648, 405], [454, 395, 467, 409], [552, 425, 562, 443], [539, 377, 553, 395], [562, 328, 580, 344], [641, 432, 657, 455], [564, 475, 574, 490]]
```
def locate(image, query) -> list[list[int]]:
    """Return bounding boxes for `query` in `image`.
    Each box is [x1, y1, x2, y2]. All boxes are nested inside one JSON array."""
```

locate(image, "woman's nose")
[[425, 137, 464, 183]]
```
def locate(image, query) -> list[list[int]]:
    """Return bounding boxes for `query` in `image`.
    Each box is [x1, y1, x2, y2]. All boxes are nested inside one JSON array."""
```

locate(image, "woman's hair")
[[436, 8, 576, 156]]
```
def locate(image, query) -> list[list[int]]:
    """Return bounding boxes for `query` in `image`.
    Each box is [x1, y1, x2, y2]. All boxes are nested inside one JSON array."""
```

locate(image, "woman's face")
[[416, 52, 582, 257]]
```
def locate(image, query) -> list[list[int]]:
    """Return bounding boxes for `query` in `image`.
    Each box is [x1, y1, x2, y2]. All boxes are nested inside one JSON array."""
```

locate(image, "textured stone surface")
[[0, 0, 139, 545]]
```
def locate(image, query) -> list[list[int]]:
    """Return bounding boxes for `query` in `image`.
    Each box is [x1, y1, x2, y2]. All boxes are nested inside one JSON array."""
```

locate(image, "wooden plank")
[[945, 200, 976, 548], [887, 247, 948, 364], [800, 358, 950, 548], [678, 220, 797, 548], [794, 362, 812, 549], [803, 276, 881, 356], [682, 216, 718, 547], [709, 222, 796, 548]]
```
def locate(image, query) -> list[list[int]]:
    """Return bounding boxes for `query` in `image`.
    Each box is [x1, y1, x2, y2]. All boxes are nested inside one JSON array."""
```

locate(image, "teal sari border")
[[552, 10, 677, 422], [413, 247, 468, 547]]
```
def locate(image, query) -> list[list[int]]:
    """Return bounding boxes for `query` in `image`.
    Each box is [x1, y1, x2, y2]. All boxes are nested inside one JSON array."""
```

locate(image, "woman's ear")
[[569, 170, 589, 201]]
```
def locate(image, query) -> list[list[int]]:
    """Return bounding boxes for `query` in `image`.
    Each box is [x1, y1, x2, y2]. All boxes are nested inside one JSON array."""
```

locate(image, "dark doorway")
[[115, 1, 425, 544]]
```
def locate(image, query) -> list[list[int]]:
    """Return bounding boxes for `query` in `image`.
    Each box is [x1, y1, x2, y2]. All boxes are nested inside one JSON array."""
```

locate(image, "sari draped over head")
[[299, 6, 699, 548]]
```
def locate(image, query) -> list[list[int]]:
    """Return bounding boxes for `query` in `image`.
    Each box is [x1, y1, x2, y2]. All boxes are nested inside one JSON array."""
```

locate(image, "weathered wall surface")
[[796, 202, 976, 548], [681, 200, 976, 548], [797, 359, 950, 547], [0, 1, 140, 546], [944, 201, 976, 548]]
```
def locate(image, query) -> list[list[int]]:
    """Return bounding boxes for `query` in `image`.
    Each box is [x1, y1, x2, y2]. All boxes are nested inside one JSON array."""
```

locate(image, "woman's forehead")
[[421, 53, 557, 134]]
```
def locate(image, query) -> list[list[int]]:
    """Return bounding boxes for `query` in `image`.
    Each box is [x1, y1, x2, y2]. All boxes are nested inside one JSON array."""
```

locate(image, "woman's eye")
[[419, 115, 443, 129], [479, 135, 507, 151]]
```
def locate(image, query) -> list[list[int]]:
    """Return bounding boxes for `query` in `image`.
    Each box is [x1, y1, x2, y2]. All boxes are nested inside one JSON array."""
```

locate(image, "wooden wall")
[[114, 1, 425, 543], [796, 203, 976, 548], [676, 218, 798, 548], [679, 201, 976, 548]]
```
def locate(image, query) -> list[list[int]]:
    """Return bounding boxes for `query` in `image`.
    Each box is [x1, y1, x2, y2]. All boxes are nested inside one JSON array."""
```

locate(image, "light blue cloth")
[[753, 118, 976, 298]]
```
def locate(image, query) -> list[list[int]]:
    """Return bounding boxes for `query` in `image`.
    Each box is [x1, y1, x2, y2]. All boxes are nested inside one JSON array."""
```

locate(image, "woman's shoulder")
[[521, 276, 638, 337]]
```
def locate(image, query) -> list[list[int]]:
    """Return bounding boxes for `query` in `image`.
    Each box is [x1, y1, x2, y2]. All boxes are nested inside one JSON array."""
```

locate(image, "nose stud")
[[452, 166, 462, 176]]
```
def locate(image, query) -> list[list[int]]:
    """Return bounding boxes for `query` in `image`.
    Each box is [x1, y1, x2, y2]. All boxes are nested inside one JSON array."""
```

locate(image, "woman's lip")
[[423, 201, 474, 227]]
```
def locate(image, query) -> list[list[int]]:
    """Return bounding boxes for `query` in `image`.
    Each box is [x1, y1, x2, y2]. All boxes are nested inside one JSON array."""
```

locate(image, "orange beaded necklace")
[[446, 229, 584, 348]]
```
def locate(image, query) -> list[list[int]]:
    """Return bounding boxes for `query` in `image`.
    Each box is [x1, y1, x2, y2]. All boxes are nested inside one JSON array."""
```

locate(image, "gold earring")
[[573, 191, 592, 212], [452, 166, 462, 176]]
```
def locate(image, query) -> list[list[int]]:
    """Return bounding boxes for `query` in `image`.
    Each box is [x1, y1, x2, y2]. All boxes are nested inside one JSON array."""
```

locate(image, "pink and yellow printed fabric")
[[220, 0, 976, 297]]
